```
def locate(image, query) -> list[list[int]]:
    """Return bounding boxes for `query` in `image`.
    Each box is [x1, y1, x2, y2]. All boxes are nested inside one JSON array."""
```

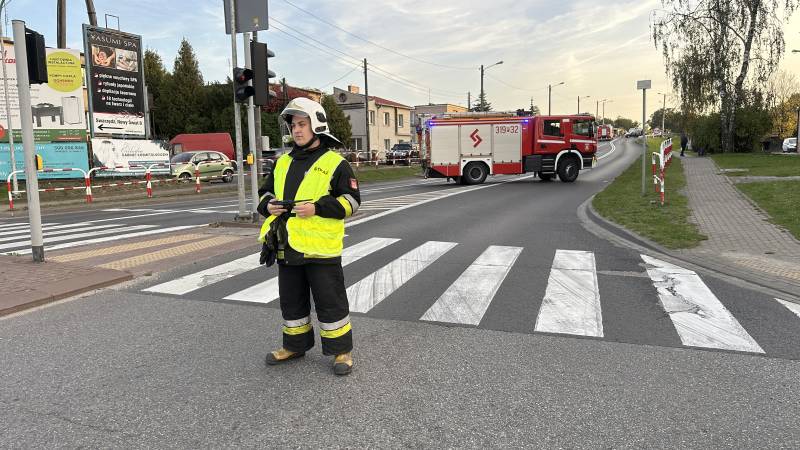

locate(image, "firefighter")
[[257, 97, 361, 376]]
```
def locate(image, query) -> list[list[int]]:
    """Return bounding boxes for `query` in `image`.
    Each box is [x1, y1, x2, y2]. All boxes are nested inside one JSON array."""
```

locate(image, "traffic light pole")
[[12, 20, 44, 261], [229, 2, 248, 221], [244, 32, 259, 221]]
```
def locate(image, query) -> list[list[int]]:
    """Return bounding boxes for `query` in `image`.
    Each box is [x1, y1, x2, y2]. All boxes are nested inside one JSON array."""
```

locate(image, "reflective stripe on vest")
[[258, 150, 345, 258]]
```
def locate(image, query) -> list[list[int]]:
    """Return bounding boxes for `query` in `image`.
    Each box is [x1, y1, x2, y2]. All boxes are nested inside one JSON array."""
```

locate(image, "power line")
[[279, 0, 476, 71], [318, 66, 360, 90]]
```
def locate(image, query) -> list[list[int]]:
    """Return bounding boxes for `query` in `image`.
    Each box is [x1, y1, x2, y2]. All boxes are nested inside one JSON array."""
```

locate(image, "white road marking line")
[[642, 255, 764, 353], [143, 253, 262, 295], [0, 225, 155, 251], [223, 237, 401, 304], [775, 298, 800, 320], [0, 223, 125, 243], [13, 225, 200, 254], [0, 221, 115, 238], [0, 222, 58, 231], [421, 245, 522, 325], [597, 139, 618, 160], [535, 250, 603, 337], [347, 241, 457, 313]]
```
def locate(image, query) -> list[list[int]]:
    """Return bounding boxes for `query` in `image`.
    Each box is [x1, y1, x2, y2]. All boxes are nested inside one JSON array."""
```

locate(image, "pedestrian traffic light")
[[250, 41, 276, 106], [34, 154, 43, 170], [233, 67, 255, 103], [25, 28, 47, 84]]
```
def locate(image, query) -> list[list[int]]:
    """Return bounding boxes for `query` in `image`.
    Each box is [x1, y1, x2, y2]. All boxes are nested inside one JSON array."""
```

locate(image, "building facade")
[[333, 85, 412, 159]]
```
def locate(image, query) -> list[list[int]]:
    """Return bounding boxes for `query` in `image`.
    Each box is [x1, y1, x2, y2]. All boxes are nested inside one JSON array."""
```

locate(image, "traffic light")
[[34, 154, 43, 170], [25, 28, 47, 84], [250, 41, 276, 106], [233, 67, 255, 103]]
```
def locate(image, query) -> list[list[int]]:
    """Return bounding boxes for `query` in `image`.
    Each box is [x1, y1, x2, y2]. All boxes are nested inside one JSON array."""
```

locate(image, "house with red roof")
[[333, 85, 412, 159]]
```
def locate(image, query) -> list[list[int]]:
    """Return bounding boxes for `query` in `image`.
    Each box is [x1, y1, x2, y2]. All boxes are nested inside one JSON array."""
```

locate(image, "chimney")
[[348, 85, 360, 94]]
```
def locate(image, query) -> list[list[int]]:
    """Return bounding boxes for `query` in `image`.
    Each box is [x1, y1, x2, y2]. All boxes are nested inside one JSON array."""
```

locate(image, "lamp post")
[[479, 60, 503, 111], [578, 95, 590, 114], [548, 82, 564, 115], [600, 99, 612, 124], [596, 98, 606, 121], [657, 92, 667, 133]]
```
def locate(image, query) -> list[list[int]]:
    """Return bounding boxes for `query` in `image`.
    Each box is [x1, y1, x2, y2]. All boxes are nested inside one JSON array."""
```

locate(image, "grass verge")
[[736, 180, 800, 240], [353, 165, 421, 183], [592, 139, 706, 249], [710, 153, 800, 177]]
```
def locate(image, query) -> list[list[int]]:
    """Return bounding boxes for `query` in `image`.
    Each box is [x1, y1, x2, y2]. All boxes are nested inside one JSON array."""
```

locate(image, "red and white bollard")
[[146, 170, 153, 198], [6, 179, 13, 211], [194, 166, 201, 193], [85, 175, 93, 203]]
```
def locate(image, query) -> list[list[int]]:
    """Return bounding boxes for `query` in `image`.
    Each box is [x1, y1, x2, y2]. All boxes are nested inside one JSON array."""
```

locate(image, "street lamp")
[[480, 60, 503, 111], [600, 99, 613, 124], [596, 98, 606, 121], [548, 81, 564, 115], [578, 95, 590, 114], [657, 92, 667, 133]]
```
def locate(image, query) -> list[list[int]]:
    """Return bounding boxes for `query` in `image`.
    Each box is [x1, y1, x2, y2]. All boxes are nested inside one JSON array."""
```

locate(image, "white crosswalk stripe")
[[642, 255, 764, 354], [775, 298, 800, 319], [347, 241, 457, 313], [0, 222, 57, 231], [0, 225, 155, 251], [13, 225, 199, 254], [223, 237, 400, 304], [0, 223, 124, 242], [135, 237, 799, 356], [421, 245, 522, 325], [535, 250, 603, 337]]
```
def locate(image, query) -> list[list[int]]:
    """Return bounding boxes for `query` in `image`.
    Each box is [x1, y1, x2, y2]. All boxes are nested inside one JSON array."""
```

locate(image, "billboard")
[[83, 25, 145, 137], [0, 142, 90, 180], [90, 138, 170, 176]]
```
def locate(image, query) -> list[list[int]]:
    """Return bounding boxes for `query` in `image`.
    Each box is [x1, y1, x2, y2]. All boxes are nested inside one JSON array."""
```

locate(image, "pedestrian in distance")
[[256, 97, 361, 376], [680, 131, 688, 157]]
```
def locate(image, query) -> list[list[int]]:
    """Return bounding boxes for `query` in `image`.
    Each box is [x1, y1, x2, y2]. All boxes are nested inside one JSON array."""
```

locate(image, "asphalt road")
[[2, 139, 799, 447]]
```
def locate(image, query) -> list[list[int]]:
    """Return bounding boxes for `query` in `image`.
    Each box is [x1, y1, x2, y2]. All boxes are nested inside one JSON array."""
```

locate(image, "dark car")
[[386, 143, 418, 165]]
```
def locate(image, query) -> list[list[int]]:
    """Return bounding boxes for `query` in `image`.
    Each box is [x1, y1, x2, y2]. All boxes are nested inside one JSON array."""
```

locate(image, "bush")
[[688, 106, 772, 153]]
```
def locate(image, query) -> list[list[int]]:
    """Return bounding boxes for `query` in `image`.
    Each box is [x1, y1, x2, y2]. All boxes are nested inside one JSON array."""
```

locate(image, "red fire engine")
[[421, 112, 598, 184], [597, 124, 613, 141]]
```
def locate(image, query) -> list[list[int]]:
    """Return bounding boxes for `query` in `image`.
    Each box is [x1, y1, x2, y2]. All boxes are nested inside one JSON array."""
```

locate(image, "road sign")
[[637, 80, 652, 90], [83, 25, 146, 138], [224, 0, 269, 34]]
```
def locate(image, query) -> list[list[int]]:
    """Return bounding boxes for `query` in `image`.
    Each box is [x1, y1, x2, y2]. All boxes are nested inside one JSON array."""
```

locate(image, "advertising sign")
[[0, 142, 90, 180], [90, 138, 169, 176], [83, 25, 145, 137], [0, 45, 87, 141]]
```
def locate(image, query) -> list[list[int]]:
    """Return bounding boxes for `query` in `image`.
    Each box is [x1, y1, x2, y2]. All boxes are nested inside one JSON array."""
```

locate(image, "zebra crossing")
[[0, 220, 199, 255], [138, 236, 800, 356]]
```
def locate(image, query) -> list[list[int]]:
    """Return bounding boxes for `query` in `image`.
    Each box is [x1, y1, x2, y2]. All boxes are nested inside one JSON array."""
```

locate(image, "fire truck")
[[597, 124, 613, 141], [421, 112, 597, 184]]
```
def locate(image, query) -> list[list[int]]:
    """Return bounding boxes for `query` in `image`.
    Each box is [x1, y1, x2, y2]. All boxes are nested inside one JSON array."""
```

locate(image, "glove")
[[259, 242, 276, 267], [257, 196, 272, 217]]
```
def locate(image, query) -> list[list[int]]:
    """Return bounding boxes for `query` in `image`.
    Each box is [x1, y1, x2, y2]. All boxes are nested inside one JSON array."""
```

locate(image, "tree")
[[162, 38, 207, 137], [472, 93, 492, 112], [766, 70, 800, 137], [320, 94, 352, 148], [649, 107, 684, 132], [530, 105, 541, 116], [652, 0, 798, 152], [612, 117, 638, 130], [143, 49, 169, 139]]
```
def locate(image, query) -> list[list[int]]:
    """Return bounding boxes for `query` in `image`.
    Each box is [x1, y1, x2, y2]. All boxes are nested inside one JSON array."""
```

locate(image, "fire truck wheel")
[[557, 156, 580, 183], [538, 172, 554, 181], [462, 162, 488, 185]]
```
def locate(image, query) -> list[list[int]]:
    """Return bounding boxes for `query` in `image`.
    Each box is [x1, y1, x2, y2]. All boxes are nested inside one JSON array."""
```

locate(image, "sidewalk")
[[675, 155, 800, 292]]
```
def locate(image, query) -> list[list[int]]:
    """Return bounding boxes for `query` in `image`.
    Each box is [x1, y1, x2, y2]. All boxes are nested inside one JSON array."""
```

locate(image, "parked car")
[[782, 137, 797, 153], [386, 143, 419, 165], [259, 148, 290, 177], [170, 151, 235, 183]]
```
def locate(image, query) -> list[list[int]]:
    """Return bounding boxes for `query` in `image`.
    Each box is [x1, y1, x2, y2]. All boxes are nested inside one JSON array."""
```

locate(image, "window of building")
[[398, 114, 404, 128], [384, 139, 391, 150], [543, 120, 563, 137], [351, 138, 362, 150], [384, 112, 390, 126], [369, 110, 375, 125]]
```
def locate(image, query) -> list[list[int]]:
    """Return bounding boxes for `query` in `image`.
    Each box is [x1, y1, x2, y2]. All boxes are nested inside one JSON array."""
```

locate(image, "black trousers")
[[278, 263, 353, 355]]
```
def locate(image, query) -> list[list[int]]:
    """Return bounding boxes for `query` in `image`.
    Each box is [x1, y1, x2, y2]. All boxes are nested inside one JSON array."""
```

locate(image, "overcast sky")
[[7, 0, 800, 121]]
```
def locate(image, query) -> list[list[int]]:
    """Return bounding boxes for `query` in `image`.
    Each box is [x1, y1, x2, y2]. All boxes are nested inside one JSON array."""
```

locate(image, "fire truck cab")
[[423, 112, 597, 184]]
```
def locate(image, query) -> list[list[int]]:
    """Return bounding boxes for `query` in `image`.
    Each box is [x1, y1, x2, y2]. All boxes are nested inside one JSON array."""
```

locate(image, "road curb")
[[577, 195, 800, 304]]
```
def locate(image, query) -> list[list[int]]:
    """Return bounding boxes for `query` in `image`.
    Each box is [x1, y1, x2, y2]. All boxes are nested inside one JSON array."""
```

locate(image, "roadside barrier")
[[651, 138, 673, 206]]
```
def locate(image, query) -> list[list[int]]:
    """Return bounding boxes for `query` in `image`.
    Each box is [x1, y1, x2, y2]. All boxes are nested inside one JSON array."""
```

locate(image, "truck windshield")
[[573, 120, 593, 137]]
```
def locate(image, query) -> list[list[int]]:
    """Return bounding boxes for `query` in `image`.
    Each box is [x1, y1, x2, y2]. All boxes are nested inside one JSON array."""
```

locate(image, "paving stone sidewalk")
[[676, 156, 800, 289]]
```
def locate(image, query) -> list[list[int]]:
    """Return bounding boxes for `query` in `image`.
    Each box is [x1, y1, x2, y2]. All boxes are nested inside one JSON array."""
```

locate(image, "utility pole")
[[659, 92, 666, 132], [0, 3, 18, 194], [548, 84, 551, 115], [637, 80, 651, 196], [480, 64, 485, 111], [12, 20, 44, 261], [85, 0, 97, 26], [596, 100, 599, 120], [253, 31, 263, 168], [363, 58, 371, 161], [57, 0, 66, 48], [229, 0, 248, 220], [244, 32, 259, 221], [531, 97, 534, 115], [467, 91, 471, 111], [577, 95, 580, 114]]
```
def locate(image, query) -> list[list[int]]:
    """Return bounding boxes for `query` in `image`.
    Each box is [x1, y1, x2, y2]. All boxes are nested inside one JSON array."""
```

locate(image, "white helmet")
[[280, 97, 342, 145]]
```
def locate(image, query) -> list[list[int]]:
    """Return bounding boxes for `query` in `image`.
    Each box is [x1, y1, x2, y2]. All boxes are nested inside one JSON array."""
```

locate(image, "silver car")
[[782, 137, 797, 153]]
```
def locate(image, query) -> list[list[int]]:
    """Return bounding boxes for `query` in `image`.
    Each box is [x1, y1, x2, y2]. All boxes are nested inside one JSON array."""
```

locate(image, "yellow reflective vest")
[[258, 150, 346, 258]]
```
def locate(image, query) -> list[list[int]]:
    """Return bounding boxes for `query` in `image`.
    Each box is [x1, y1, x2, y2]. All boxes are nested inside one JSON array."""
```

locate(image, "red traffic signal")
[[233, 67, 255, 103]]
